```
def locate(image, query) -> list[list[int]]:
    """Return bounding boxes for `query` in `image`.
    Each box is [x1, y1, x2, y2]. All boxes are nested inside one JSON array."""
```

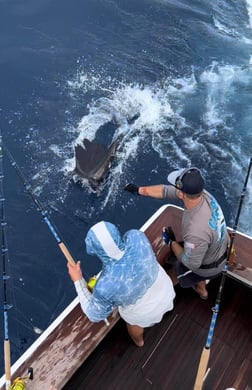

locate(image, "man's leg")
[[126, 323, 144, 347], [193, 280, 208, 300], [176, 262, 209, 299]]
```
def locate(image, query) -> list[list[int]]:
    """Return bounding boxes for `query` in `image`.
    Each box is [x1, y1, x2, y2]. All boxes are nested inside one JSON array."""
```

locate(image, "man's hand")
[[162, 226, 176, 245], [124, 183, 139, 195], [67, 260, 83, 282]]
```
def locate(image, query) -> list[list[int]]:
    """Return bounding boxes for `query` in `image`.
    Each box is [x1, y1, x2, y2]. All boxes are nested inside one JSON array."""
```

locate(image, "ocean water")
[[0, 0, 252, 374]]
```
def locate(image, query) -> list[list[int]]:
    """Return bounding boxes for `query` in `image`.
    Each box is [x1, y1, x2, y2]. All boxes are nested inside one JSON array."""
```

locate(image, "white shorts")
[[118, 264, 175, 327]]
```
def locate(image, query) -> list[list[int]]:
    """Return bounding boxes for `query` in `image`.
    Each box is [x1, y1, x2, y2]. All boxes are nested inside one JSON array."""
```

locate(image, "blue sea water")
[[0, 0, 252, 374]]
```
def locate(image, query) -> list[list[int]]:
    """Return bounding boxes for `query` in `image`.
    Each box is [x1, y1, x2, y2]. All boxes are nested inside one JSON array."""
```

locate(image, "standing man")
[[124, 167, 229, 300]]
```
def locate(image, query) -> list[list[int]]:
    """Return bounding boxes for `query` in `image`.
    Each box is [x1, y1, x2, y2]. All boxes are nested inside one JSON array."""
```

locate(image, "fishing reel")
[[10, 368, 33, 389], [87, 275, 98, 292]]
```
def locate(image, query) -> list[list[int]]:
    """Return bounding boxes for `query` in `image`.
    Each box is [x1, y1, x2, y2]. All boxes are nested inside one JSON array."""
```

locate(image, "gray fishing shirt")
[[162, 186, 229, 277]]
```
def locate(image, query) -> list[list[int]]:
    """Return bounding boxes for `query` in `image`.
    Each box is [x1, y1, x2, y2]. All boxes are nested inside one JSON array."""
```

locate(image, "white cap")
[[167, 168, 185, 186], [167, 167, 205, 194]]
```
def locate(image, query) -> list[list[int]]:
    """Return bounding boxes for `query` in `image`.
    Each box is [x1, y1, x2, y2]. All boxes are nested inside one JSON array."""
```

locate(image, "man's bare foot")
[[127, 324, 145, 347], [130, 335, 144, 347]]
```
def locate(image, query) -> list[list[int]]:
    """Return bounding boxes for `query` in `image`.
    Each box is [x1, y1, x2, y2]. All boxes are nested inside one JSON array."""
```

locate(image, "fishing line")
[[10, 306, 43, 335], [2, 142, 109, 325], [3, 147, 89, 281], [2, 142, 79, 267], [193, 156, 252, 390]]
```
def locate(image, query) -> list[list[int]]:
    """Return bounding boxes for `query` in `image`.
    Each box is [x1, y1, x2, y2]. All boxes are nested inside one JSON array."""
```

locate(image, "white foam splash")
[[28, 63, 252, 233], [246, 0, 252, 28], [200, 63, 252, 129], [213, 16, 237, 38], [212, 2, 252, 45], [64, 74, 198, 199]]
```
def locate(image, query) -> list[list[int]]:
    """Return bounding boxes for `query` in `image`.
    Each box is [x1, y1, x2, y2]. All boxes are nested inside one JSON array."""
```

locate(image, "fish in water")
[[73, 138, 119, 187], [73, 113, 140, 188]]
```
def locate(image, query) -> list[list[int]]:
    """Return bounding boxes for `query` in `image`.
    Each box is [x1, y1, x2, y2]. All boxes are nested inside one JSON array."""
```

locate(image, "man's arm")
[[124, 183, 164, 198], [170, 241, 184, 259], [169, 238, 209, 272], [138, 185, 164, 198], [178, 241, 209, 270], [67, 261, 113, 322], [124, 183, 179, 199]]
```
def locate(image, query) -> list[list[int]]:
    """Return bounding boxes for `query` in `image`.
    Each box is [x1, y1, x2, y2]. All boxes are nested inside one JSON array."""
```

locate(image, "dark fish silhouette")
[[74, 138, 119, 186], [73, 113, 140, 187]]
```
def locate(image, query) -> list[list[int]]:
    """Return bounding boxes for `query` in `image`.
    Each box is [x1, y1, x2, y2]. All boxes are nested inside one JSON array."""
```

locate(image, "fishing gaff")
[[193, 157, 252, 390], [2, 142, 109, 326]]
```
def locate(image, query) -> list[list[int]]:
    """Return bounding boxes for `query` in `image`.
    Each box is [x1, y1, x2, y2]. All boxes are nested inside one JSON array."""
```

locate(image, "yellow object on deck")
[[10, 378, 26, 390]]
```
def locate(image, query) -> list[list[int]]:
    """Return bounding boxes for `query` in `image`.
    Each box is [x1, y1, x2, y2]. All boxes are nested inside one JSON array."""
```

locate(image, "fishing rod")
[[193, 157, 252, 390], [2, 143, 76, 267], [0, 138, 33, 389], [0, 140, 11, 389], [2, 142, 109, 326]]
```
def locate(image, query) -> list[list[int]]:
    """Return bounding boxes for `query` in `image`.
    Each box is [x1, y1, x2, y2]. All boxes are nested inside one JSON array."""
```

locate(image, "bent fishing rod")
[[193, 156, 252, 390], [2, 142, 109, 326], [3, 143, 76, 267]]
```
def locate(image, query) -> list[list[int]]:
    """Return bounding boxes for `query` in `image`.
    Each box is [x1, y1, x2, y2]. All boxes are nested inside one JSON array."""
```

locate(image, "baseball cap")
[[167, 167, 204, 194]]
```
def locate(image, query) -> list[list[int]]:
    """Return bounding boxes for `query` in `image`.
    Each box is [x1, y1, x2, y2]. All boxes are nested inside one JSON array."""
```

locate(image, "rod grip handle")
[[58, 242, 76, 266], [193, 347, 210, 390], [4, 340, 11, 382]]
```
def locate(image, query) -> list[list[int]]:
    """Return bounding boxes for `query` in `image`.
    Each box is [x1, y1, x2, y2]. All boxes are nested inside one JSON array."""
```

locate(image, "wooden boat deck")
[[63, 205, 252, 390], [63, 277, 252, 390], [1, 205, 252, 389]]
